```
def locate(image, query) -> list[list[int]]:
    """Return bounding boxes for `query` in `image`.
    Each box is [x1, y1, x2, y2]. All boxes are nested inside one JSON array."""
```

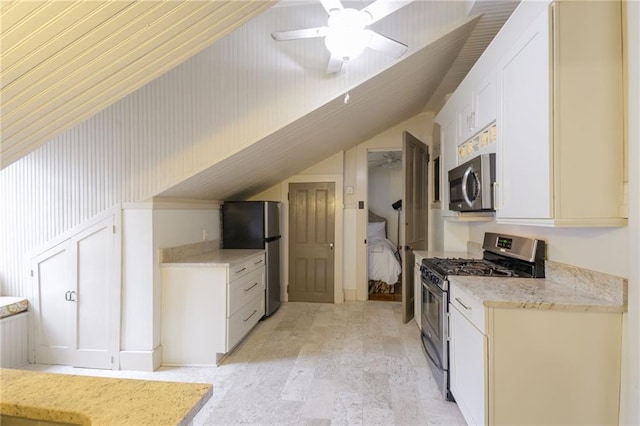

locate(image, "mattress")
[[0, 297, 29, 319]]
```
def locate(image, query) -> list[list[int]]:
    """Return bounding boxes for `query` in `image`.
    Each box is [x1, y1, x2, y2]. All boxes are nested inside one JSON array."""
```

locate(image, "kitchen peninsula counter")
[[0, 368, 212, 425], [160, 240, 264, 267]]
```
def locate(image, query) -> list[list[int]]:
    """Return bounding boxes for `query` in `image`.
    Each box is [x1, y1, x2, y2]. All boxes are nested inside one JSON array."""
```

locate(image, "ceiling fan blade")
[[320, 0, 343, 15], [361, 0, 413, 24], [271, 27, 328, 41], [365, 30, 408, 58], [326, 53, 344, 74]]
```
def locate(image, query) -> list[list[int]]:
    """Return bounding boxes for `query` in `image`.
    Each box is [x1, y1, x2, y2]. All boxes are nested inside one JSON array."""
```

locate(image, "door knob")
[[329, 242, 334, 250]]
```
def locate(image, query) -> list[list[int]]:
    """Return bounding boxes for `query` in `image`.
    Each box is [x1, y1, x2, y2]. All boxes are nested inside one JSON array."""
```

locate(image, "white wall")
[[120, 201, 219, 371]]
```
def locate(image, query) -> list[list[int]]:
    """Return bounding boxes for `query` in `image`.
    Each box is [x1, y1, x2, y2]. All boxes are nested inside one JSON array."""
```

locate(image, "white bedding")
[[368, 237, 402, 285]]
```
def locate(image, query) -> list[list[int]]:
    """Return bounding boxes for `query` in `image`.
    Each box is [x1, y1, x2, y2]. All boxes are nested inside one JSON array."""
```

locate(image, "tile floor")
[[24, 301, 465, 425]]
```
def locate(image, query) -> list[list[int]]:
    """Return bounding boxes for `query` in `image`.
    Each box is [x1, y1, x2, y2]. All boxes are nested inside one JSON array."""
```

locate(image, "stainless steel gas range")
[[420, 232, 546, 401]]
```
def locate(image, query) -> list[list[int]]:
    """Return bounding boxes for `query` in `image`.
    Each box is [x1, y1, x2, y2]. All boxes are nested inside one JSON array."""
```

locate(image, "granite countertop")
[[159, 240, 264, 267], [0, 368, 212, 426], [449, 275, 626, 313], [161, 249, 264, 266]]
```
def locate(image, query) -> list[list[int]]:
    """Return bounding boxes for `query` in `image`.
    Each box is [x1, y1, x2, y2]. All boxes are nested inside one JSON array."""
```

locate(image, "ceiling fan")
[[369, 152, 402, 169], [271, 0, 413, 74]]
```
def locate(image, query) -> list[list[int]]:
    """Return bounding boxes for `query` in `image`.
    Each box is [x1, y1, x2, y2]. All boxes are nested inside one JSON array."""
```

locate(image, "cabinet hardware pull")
[[455, 297, 471, 310], [64, 291, 70, 301], [235, 267, 247, 274], [69, 291, 76, 302], [243, 310, 258, 322], [254, 259, 263, 265], [244, 282, 259, 292]]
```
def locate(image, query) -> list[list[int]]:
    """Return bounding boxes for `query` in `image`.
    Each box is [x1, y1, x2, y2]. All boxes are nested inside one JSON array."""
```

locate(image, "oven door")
[[421, 276, 452, 400]]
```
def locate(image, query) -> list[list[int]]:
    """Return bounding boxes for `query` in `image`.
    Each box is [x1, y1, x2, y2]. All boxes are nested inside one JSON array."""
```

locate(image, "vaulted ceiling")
[[1, 0, 519, 200], [0, 0, 275, 168]]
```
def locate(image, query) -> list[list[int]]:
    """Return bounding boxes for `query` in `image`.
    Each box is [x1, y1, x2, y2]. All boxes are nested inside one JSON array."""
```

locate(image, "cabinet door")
[[474, 71, 497, 132], [32, 242, 73, 365], [496, 8, 552, 219], [440, 116, 458, 217], [32, 216, 119, 369], [457, 97, 474, 143], [449, 304, 486, 426], [70, 217, 119, 369]]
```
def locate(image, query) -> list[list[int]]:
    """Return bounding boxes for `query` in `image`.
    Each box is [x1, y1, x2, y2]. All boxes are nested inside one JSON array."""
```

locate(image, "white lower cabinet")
[[449, 282, 622, 425], [161, 254, 265, 366], [449, 299, 486, 426]]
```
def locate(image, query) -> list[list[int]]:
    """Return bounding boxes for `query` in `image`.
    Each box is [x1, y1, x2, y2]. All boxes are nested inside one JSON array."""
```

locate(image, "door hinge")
[[30, 269, 33, 277], [286, 285, 289, 293], [112, 225, 116, 233], [287, 192, 290, 201]]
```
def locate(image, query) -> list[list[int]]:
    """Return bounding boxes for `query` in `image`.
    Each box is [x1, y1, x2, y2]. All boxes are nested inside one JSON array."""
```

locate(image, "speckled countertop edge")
[[0, 368, 213, 426], [449, 275, 626, 313]]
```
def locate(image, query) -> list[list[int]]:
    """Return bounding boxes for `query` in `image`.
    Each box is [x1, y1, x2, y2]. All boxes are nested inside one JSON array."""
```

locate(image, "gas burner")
[[423, 257, 528, 278]]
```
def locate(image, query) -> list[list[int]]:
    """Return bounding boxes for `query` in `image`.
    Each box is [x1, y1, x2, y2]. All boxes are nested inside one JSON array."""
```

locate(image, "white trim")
[[119, 346, 162, 372], [27, 205, 121, 263], [123, 198, 221, 210]]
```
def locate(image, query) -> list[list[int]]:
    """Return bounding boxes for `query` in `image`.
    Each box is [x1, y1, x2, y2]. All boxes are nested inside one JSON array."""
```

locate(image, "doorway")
[[367, 150, 403, 301], [288, 182, 336, 303]]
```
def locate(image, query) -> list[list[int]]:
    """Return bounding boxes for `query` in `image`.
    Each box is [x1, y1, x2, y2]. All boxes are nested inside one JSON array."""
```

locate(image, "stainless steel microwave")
[[448, 153, 496, 212]]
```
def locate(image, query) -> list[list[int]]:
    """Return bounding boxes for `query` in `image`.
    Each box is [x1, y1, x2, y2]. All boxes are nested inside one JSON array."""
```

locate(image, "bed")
[[367, 210, 402, 288]]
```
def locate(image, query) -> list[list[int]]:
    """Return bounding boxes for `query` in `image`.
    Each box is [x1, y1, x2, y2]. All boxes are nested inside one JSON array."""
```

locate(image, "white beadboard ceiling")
[[158, 0, 519, 200], [1, 0, 518, 200], [0, 0, 276, 168]]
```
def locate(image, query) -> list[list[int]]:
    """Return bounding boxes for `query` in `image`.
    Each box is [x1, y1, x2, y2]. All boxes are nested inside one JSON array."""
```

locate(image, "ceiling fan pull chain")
[[343, 60, 350, 104]]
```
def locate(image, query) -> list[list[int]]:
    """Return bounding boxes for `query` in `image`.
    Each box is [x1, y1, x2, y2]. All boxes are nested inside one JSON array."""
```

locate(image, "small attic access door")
[[31, 214, 120, 369]]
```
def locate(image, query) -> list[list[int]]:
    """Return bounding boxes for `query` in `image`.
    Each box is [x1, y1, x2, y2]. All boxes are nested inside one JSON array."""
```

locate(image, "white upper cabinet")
[[495, 0, 625, 226], [439, 114, 458, 217], [457, 70, 497, 144]]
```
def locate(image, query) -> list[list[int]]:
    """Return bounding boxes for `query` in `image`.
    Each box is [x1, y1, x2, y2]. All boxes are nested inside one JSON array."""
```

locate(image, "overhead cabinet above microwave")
[[494, 0, 626, 227], [436, 0, 626, 227]]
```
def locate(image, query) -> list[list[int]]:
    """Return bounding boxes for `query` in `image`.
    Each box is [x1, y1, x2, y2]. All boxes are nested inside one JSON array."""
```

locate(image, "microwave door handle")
[[461, 167, 474, 208]]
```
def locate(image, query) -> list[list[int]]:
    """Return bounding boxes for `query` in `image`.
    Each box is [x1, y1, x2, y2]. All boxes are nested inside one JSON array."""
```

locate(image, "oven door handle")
[[422, 331, 444, 369]]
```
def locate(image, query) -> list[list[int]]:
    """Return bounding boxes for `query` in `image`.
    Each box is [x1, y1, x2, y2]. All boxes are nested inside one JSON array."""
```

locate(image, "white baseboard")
[[119, 346, 162, 371]]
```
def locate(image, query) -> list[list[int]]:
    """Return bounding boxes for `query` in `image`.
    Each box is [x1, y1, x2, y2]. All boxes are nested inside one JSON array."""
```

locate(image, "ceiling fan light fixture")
[[324, 8, 371, 61]]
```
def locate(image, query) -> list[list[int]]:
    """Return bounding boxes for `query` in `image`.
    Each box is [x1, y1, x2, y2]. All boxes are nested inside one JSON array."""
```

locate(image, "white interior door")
[[402, 131, 429, 323]]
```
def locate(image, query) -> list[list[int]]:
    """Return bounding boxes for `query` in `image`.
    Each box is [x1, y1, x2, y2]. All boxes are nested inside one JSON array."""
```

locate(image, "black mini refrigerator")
[[222, 201, 281, 317]]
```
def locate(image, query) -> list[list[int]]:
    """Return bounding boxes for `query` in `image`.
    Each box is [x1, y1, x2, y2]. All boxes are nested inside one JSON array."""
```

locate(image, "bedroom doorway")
[[367, 150, 403, 301]]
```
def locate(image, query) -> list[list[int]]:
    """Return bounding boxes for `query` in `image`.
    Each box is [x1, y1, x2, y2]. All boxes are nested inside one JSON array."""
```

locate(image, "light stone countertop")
[[0, 368, 212, 425], [449, 275, 626, 313], [161, 248, 264, 267]]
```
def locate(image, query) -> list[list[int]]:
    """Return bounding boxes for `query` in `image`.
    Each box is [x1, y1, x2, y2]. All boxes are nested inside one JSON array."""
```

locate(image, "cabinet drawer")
[[227, 293, 264, 351], [229, 253, 265, 280], [247, 253, 265, 272], [228, 268, 265, 317], [450, 283, 486, 334]]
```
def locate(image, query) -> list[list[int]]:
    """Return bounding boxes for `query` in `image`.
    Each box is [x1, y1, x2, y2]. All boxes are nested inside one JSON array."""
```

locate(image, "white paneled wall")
[[0, 2, 471, 297]]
